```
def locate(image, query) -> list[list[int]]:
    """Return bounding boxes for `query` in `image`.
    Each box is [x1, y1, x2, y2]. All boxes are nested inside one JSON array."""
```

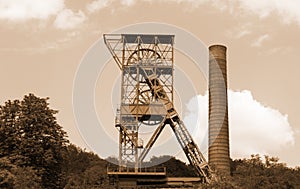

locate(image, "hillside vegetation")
[[1, 94, 299, 188]]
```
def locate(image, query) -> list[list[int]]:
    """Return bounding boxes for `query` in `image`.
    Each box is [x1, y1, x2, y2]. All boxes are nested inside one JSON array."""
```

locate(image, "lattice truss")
[[104, 34, 213, 183]]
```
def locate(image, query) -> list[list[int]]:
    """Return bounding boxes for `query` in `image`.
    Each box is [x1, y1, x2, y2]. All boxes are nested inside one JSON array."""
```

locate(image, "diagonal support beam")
[[138, 117, 167, 162], [143, 72, 214, 183]]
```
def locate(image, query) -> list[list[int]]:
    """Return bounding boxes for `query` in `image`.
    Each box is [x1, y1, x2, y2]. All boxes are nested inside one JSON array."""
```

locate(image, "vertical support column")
[[208, 45, 230, 175]]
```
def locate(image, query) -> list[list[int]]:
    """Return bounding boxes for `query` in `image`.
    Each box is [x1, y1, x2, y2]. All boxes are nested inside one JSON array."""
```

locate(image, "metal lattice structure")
[[104, 34, 213, 183]]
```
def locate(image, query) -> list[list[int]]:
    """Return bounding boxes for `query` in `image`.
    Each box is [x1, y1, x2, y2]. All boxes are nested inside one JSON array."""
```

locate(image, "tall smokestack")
[[208, 45, 230, 175]]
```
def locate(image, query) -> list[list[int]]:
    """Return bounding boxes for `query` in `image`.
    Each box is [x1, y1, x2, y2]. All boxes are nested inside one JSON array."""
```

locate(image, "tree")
[[18, 94, 69, 188], [62, 144, 110, 188], [230, 154, 300, 189], [0, 157, 15, 189], [13, 165, 42, 188], [0, 156, 41, 189], [0, 100, 21, 158], [0, 94, 69, 188]]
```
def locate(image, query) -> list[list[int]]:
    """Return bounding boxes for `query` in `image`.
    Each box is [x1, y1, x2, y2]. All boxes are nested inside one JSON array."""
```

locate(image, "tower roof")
[[122, 34, 174, 44]]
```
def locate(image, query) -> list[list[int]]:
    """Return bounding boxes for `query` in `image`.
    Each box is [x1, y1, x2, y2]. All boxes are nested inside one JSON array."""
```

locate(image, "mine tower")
[[104, 34, 216, 188]]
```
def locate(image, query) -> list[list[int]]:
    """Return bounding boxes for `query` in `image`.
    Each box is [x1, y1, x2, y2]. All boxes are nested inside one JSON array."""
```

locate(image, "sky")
[[0, 0, 300, 167]]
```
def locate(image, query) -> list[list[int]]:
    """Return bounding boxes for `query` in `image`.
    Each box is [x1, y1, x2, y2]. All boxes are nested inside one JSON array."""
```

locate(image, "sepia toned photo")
[[1, 1, 299, 188]]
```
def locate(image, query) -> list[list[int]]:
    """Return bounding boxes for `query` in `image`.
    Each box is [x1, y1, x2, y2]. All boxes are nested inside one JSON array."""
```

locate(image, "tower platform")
[[107, 167, 202, 188], [107, 167, 167, 188]]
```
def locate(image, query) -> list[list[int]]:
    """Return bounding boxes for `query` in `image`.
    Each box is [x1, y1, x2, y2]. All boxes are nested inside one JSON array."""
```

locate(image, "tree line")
[[1, 94, 299, 188]]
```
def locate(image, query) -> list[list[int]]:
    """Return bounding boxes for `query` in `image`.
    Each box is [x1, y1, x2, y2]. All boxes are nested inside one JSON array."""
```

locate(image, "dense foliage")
[[230, 154, 300, 189], [0, 94, 68, 188], [203, 155, 300, 189], [143, 155, 197, 177], [1, 94, 300, 188], [61, 144, 109, 188]]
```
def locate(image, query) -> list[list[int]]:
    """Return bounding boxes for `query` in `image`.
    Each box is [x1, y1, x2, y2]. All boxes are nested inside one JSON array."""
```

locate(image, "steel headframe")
[[104, 34, 213, 182], [104, 34, 174, 169]]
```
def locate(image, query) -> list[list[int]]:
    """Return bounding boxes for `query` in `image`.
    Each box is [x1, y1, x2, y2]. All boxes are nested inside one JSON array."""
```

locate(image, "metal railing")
[[107, 166, 166, 175]]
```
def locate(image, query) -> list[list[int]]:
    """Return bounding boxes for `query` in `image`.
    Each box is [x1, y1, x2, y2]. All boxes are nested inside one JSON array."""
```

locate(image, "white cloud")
[[0, 0, 64, 21], [184, 90, 295, 159], [53, 9, 86, 30], [236, 29, 252, 38], [237, 0, 300, 22], [163, 0, 300, 26], [120, 0, 136, 6], [86, 0, 110, 13], [234, 0, 274, 18], [219, 0, 300, 26], [251, 34, 270, 47], [226, 24, 253, 39]]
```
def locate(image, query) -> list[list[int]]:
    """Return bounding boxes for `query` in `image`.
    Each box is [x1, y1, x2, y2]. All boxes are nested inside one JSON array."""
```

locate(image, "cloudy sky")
[[1, 0, 300, 167]]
